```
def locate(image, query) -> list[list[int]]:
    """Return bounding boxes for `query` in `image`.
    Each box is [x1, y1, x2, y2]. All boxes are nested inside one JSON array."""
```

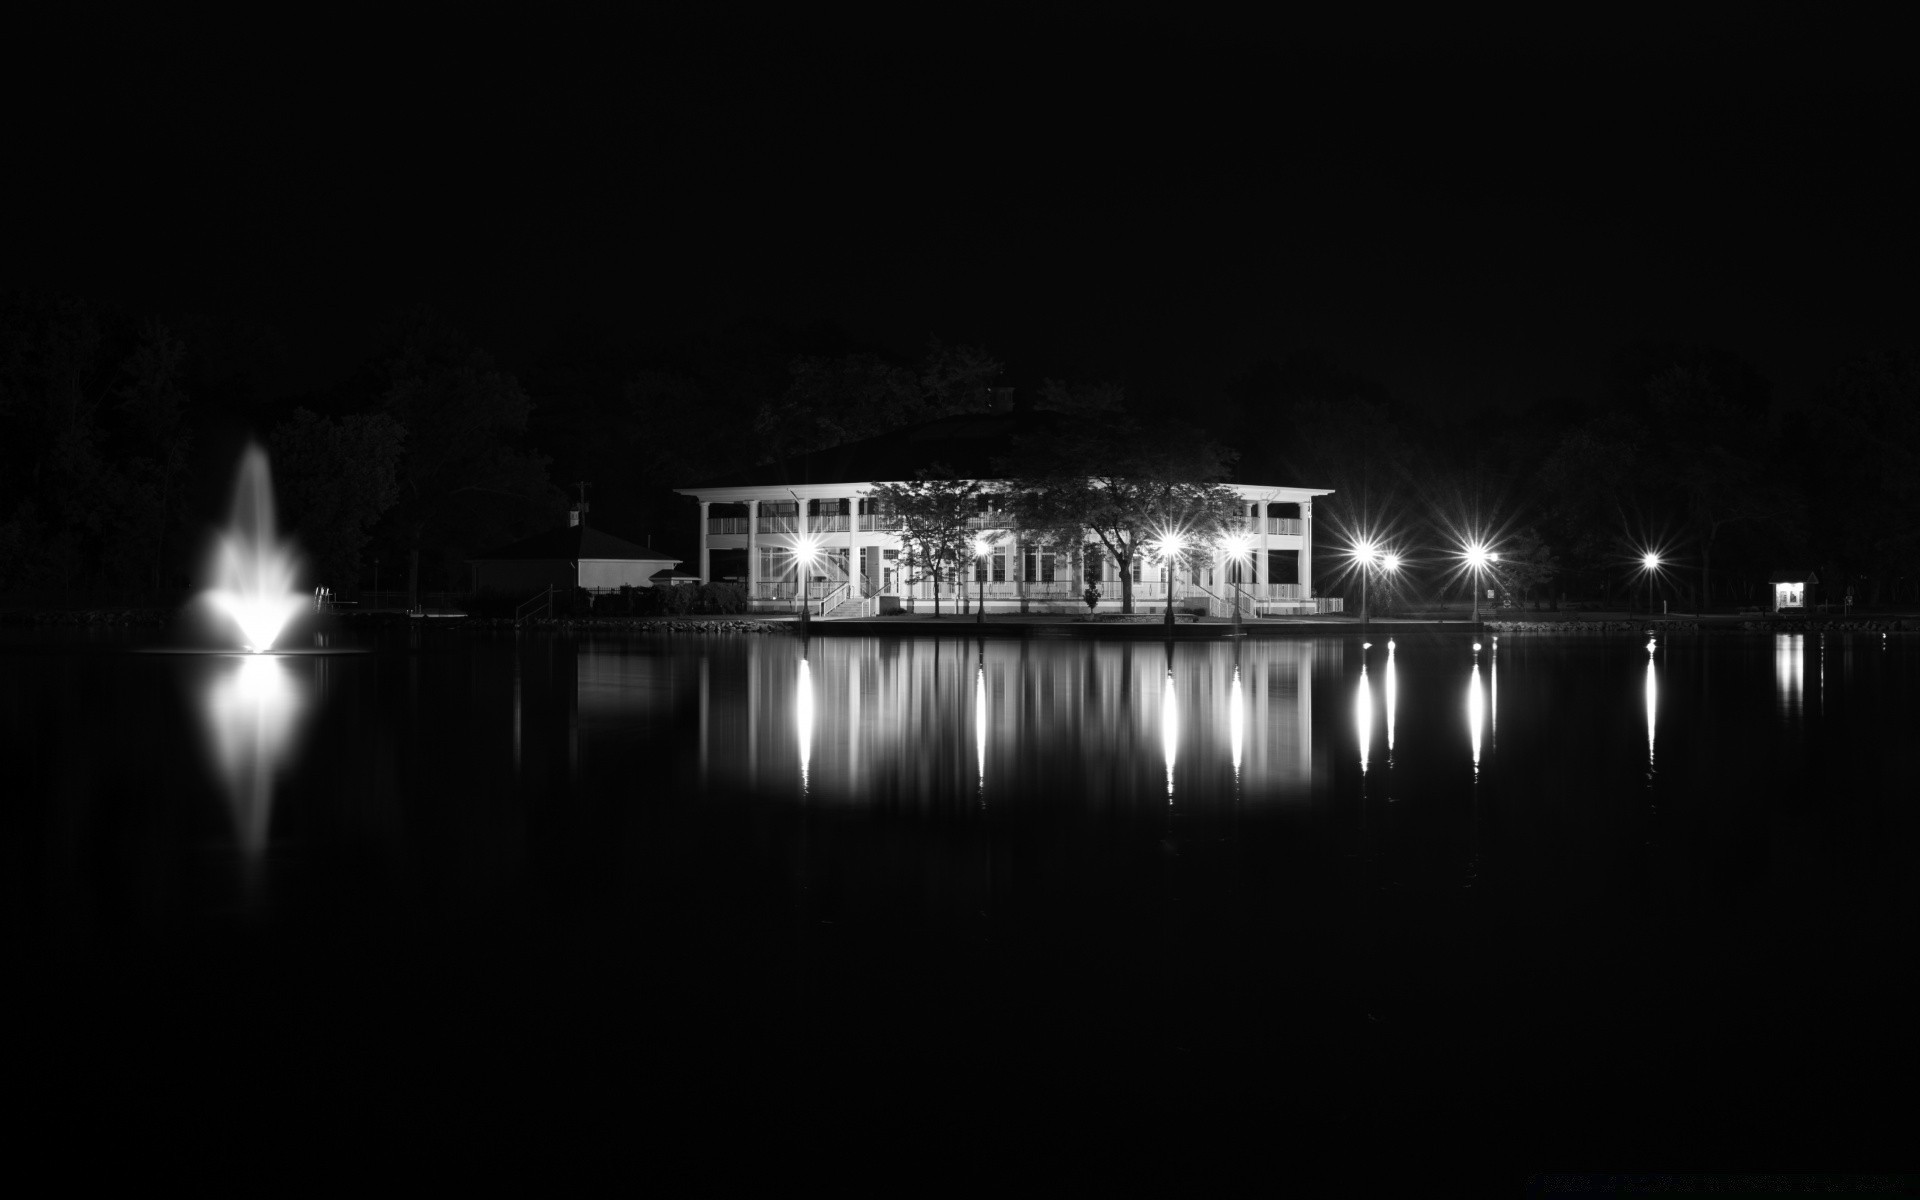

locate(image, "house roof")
[[688, 409, 1067, 489], [1767, 569, 1819, 584], [469, 524, 682, 564]]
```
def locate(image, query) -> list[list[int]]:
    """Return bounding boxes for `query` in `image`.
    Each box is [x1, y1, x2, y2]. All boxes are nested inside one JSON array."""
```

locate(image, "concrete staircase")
[[824, 597, 870, 619]]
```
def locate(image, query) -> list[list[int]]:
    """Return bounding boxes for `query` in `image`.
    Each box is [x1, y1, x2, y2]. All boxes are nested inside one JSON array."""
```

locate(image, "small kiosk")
[[1768, 569, 1817, 614]]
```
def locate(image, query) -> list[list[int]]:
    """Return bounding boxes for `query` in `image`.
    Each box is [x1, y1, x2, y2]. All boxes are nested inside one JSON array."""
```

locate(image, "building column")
[[1300, 498, 1313, 608], [747, 499, 759, 604], [1257, 501, 1270, 609], [848, 493, 859, 597], [698, 501, 712, 583]]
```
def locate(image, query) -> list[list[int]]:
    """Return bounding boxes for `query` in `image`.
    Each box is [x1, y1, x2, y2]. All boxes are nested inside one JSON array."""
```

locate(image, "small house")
[[1768, 569, 1817, 613], [469, 523, 682, 598]]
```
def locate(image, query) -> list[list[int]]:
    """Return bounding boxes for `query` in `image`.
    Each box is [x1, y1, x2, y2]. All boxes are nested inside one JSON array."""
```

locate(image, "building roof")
[[469, 524, 682, 564], [1768, 569, 1819, 584], [689, 410, 1067, 489]]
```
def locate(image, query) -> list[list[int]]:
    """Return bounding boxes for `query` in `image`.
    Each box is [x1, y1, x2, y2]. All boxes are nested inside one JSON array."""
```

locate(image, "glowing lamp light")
[[794, 532, 824, 571], [1218, 530, 1254, 561]]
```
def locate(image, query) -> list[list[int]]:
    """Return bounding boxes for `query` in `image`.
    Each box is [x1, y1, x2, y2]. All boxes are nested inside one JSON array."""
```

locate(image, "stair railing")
[[515, 585, 554, 624], [812, 581, 850, 617]]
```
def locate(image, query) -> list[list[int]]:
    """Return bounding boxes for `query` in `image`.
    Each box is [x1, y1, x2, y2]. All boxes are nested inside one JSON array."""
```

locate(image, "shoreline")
[[3, 607, 1910, 639]]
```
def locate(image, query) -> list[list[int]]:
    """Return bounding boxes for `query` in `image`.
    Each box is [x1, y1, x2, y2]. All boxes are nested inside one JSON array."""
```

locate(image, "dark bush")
[[695, 582, 747, 614]]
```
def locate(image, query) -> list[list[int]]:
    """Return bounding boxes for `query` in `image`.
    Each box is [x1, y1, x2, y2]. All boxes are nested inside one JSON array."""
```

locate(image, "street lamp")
[[1464, 542, 1499, 625], [1353, 541, 1380, 627], [794, 533, 823, 630], [1641, 552, 1660, 617], [1218, 529, 1255, 635], [1156, 530, 1186, 632], [1353, 541, 1404, 629], [974, 535, 992, 624]]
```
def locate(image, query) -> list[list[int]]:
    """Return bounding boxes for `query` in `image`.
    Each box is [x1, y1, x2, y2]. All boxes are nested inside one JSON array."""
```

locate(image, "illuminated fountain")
[[194, 444, 310, 898], [204, 443, 305, 653]]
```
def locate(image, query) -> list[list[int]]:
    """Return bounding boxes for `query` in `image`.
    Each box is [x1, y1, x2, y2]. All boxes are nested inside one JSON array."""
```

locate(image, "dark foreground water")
[[7, 626, 1914, 1181]]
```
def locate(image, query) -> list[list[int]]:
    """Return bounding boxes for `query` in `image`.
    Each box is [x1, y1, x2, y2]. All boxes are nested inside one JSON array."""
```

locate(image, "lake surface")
[[8, 626, 1914, 1177]]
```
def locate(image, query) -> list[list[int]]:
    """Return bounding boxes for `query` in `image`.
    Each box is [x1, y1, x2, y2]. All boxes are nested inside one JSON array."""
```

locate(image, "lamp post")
[[1219, 529, 1254, 636], [1355, 541, 1379, 628], [1642, 553, 1660, 617], [1159, 532, 1185, 633], [795, 535, 821, 631], [1465, 543, 1499, 626], [1354, 542, 1404, 630], [974, 535, 991, 625]]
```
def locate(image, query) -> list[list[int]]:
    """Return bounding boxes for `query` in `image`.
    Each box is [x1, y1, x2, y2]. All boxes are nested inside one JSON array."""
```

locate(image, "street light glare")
[[974, 536, 993, 558], [1643, 553, 1660, 570], [1218, 530, 1254, 560]]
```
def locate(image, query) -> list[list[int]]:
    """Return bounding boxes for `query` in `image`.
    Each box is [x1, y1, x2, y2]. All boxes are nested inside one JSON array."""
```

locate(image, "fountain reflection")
[[1355, 643, 1374, 774], [1776, 634, 1804, 718], [201, 653, 306, 893]]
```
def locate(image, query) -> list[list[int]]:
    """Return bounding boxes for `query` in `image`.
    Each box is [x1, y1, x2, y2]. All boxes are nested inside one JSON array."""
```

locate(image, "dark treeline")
[[3, 290, 1914, 608]]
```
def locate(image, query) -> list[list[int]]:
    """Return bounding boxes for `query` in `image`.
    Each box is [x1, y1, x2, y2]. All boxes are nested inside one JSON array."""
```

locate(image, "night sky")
[[14, 12, 1916, 417]]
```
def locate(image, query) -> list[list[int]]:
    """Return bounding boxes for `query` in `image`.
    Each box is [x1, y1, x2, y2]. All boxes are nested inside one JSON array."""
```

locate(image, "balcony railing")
[[756, 515, 798, 535], [1264, 518, 1303, 536], [858, 514, 903, 531], [707, 517, 750, 535]]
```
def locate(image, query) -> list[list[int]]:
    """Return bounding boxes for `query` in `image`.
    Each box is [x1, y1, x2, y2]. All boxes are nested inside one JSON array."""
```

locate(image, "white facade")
[[673, 480, 1335, 616]]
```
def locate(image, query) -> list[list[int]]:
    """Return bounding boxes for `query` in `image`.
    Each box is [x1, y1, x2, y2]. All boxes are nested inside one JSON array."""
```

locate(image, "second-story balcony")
[[707, 516, 750, 535]]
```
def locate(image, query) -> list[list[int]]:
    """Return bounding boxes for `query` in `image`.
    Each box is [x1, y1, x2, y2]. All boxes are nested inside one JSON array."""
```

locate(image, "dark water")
[[7, 627, 1914, 1177]]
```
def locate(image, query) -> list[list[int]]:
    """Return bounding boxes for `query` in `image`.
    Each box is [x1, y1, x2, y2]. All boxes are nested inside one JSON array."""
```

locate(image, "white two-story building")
[[674, 411, 1338, 617]]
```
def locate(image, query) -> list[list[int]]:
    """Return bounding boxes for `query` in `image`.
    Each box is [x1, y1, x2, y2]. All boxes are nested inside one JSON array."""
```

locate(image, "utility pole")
[[572, 481, 591, 527]]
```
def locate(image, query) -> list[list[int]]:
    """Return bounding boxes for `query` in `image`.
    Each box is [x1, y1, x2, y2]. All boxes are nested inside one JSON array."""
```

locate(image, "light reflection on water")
[[574, 639, 1319, 808], [1646, 643, 1658, 771], [1229, 664, 1245, 778], [1384, 640, 1397, 760], [1488, 637, 1497, 745], [797, 655, 814, 795], [1776, 634, 1804, 717], [1160, 669, 1179, 801], [1355, 649, 1374, 774], [200, 653, 306, 891], [1467, 653, 1484, 772], [975, 656, 986, 798]]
